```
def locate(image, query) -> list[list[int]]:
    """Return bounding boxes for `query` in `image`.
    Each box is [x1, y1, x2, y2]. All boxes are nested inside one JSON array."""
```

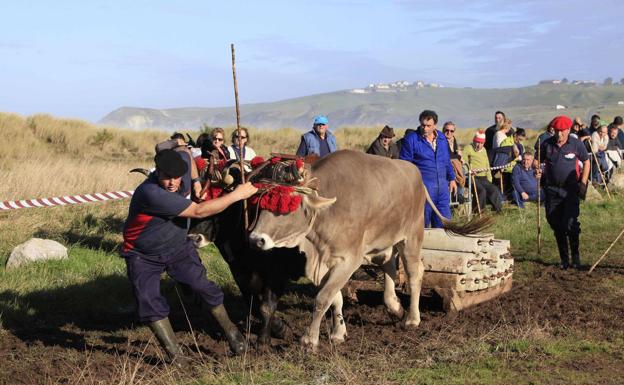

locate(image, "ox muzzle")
[[249, 232, 276, 251]]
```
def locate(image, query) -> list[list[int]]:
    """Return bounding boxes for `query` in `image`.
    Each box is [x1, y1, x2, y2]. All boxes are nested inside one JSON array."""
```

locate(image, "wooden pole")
[[231, 43, 249, 230], [588, 139, 612, 199], [588, 226, 624, 275], [467, 165, 473, 220], [470, 172, 482, 217], [537, 138, 541, 255]]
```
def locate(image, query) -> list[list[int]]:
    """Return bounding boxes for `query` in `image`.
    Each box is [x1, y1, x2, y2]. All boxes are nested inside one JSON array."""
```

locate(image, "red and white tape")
[[0, 190, 134, 211]]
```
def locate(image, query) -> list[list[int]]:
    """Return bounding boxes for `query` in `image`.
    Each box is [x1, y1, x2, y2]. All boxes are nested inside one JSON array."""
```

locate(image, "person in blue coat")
[[400, 110, 457, 228], [296, 115, 338, 158]]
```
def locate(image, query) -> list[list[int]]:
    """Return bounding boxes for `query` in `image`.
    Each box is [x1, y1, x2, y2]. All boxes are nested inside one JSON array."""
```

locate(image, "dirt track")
[[1, 263, 624, 384]]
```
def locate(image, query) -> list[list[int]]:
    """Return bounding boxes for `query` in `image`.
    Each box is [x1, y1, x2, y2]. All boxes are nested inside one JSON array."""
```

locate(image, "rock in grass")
[[585, 184, 603, 202], [609, 173, 624, 192], [6, 238, 68, 269]]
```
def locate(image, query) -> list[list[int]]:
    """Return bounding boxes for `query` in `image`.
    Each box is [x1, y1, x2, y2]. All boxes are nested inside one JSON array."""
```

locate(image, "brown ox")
[[250, 150, 491, 349]]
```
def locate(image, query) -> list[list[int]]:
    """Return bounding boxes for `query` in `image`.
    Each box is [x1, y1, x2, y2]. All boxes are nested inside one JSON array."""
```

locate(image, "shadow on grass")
[[0, 273, 244, 355], [34, 212, 126, 253]]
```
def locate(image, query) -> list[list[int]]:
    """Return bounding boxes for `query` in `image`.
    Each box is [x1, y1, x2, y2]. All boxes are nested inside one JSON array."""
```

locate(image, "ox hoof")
[[270, 317, 287, 339], [257, 333, 271, 347], [330, 334, 346, 344], [404, 316, 421, 328], [300, 335, 319, 353], [387, 306, 405, 321]]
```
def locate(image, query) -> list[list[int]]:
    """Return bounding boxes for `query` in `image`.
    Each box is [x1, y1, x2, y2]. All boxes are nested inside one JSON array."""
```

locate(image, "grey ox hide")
[[249, 150, 428, 349]]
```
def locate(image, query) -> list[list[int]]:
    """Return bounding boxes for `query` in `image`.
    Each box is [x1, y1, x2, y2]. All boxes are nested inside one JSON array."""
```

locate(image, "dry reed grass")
[[0, 111, 539, 260], [1, 112, 506, 201]]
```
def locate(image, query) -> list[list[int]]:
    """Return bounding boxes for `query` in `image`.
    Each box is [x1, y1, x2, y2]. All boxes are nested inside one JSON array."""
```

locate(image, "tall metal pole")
[[231, 43, 249, 230]]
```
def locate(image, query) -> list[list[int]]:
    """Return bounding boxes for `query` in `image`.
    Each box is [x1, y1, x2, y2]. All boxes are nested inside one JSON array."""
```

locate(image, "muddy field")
[[1, 261, 623, 385]]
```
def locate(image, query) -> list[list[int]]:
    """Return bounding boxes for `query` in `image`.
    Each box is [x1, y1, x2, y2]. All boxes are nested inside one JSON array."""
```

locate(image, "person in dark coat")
[[366, 125, 399, 158], [485, 111, 506, 155], [121, 149, 258, 363], [400, 110, 457, 228], [538, 116, 590, 270]]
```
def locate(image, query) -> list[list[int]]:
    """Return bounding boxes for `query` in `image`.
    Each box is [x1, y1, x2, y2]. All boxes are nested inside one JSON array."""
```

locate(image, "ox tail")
[[422, 184, 494, 236], [130, 168, 151, 177]]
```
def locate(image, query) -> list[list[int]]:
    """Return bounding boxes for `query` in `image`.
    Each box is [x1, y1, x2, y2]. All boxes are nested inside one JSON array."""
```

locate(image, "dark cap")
[[380, 125, 395, 138], [154, 149, 188, 178]]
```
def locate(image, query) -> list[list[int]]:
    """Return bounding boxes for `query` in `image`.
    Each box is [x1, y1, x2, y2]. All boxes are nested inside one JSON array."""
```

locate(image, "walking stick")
[[588, 226, 624, 275], [588, 139, 612, 199], [470, 171, 482, 216], [537, 138, 542, 256], [231, 43, 249, 231], [467, 165, 473, 220]]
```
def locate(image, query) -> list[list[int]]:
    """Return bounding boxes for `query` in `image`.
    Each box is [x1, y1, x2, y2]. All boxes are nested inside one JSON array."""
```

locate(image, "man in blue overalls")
[[121, 149, 257, 362], [539, 116, 590, 270], [400, 110, 457, 228]]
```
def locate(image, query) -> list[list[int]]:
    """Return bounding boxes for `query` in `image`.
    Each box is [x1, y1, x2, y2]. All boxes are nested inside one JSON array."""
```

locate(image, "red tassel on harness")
[[194, 156, 207, 171], [250, 183, 302, 214], [250, 156, 265, 168]]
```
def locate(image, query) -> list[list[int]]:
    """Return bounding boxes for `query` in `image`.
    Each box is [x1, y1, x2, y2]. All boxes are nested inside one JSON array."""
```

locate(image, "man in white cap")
[[296, 115, 338, 158]]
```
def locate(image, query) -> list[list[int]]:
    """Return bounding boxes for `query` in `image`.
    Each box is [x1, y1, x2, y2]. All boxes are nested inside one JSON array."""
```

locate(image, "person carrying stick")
[[538, 116, 590, 270]]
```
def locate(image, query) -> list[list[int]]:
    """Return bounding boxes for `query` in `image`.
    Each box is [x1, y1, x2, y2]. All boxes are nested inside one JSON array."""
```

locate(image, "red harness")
[[250, 184, 302, 214], [197, 155, 305, 215]]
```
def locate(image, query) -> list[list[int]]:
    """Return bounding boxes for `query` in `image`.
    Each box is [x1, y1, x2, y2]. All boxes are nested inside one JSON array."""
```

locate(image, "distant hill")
[[99, 84, 624, 131]]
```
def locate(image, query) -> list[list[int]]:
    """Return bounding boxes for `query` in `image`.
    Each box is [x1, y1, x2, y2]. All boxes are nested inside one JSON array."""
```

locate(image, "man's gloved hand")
[[578, 181, 588, 200]]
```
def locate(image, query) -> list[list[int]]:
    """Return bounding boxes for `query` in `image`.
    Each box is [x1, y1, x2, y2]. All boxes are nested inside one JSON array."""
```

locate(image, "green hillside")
[[100, 84, 624, 131]]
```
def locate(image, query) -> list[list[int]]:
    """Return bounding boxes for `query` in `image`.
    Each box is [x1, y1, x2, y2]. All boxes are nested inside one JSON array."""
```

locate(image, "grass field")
[[1, 112, 624, 385]]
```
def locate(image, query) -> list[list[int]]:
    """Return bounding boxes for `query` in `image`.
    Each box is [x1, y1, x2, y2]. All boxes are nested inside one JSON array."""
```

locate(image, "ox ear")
[[304, 177, 319, 190], [303, 194, 336, 211]]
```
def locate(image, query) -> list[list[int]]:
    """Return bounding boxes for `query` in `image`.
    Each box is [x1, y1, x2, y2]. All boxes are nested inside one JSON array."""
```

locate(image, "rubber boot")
[[554, 232, 569, 269], [569, 233, 581, 270], [210, 304, 246, 355], [148, 318, 187, 365]]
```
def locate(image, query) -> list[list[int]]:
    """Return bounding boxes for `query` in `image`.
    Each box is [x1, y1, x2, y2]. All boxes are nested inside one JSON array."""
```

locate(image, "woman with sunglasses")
[[227, 127, 257, 171], [209, 127, 231, 161]]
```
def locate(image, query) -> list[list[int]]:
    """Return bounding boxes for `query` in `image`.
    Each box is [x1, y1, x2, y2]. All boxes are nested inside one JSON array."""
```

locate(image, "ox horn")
[[130, 168, 150, 177], [303, 193, 336, 211]]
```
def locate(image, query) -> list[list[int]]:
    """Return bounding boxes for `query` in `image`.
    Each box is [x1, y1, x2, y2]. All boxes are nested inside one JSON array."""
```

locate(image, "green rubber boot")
[[148, 318, 187, 365], [210, 304, 246, 355]]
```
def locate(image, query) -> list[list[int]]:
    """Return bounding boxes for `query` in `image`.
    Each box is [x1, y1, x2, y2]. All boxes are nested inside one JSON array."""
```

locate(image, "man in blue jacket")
[[400, 110, 457, 228], [296, 115, 338, 158]]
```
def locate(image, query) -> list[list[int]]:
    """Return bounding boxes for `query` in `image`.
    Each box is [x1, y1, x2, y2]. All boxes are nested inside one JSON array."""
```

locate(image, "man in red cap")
[[538, 116, 590, 270]]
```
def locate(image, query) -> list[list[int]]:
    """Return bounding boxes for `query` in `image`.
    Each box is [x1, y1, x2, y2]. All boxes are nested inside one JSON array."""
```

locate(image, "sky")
[[1, 0, 623, 122]]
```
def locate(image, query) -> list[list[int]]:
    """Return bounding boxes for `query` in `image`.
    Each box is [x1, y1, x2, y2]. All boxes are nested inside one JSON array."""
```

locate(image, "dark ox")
[[249, 150, 488, 349], [188, 166, 307, 347], [130, 163, 305, 347]]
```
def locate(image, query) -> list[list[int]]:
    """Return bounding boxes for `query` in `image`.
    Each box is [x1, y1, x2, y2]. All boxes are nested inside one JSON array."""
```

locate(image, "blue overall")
[[400, 130, 455, 228]]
